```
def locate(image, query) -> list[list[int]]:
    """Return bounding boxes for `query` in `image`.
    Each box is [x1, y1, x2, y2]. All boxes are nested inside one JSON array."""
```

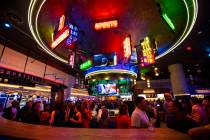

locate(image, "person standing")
[[28, 101, 41, 124], [20, 101, 32, 123], [131, 97, 150, 128], [187, 97, 208, 126], [3, 100, 20, 121], [116, 104, 131, 128], [50, 103, 65, 127]]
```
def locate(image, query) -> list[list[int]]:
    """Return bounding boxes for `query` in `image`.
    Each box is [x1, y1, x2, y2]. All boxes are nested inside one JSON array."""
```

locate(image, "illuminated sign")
[[80, 60, 92, 70], [130, 48, 137, 63], [123, 36, 132, 59], [195, 89, 210, 94], [58, 15, 65, 31], [94, 19, 118, 31], [66, 23, 78, 47], [69, 51, 75, 68], [140, 37, 155, 67], [51, 26, 70, 49]]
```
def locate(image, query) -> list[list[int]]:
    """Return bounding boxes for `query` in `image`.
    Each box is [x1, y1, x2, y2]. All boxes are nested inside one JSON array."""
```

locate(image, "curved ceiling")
[[28, 0, 198, 64]]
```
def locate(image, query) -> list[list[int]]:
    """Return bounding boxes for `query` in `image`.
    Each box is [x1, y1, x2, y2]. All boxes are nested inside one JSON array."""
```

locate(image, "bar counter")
[[0, 114, 191, 140]]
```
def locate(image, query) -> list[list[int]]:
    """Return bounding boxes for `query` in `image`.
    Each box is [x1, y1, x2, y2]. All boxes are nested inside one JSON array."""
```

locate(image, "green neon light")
[[141, 68, 150, 74], [80, 60, 92, 70], [162, 13, 175, 31]]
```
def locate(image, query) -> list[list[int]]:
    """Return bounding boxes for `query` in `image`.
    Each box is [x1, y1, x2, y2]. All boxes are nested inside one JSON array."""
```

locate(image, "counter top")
[[0, 114, 191, 140]]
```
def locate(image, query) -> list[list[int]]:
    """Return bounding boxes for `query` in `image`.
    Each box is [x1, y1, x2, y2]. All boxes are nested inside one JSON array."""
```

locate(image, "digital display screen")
[[93, 54, 108, 67], [93, 53, 116, 67], [97, 83, 117, 95]]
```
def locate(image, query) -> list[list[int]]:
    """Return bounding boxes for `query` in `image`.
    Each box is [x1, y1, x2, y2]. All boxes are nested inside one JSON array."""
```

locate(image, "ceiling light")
[[105, 77, 109, 80], [4, 23, 11, 28], [197, 31, 202, 35], [155, 73, 159, 76], [186, 46, 192, 51]]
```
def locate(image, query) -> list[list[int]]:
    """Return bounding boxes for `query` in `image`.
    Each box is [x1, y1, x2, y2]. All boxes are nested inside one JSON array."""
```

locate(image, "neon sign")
[[51, 26, 70, 49], [162, 13, 175, 31], [123, 36, 131, 59], [140, 37, 155, 67], [58, 15, 65, 31], [130, 48, 138, 63], [80, 60, 92, 70], [66, 23, 78, 47], [94, 19, 118, 31], [69, 51, 75, 68]]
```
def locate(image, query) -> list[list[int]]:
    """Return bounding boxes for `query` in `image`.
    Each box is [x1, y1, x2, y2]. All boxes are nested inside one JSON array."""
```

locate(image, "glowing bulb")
[[4, 23, 11, 28]]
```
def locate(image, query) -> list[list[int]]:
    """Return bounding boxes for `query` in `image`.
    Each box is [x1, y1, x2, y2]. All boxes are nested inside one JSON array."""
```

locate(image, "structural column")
[[168, 64, 189, 96], [51, 86, 57, 105], [51, 86, 64, 104], [56, 87, 64, 103]]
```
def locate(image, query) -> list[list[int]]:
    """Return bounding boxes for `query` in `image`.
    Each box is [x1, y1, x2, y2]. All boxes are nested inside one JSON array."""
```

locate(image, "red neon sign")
[[58, 15, 65, 31], [123, 36, 131, 58], [51, 26, 70, 49], [94, 19, 118, 31]]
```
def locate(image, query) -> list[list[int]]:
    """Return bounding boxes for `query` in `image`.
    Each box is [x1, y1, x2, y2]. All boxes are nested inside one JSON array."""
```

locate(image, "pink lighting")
[[69, 52, 75, 68]]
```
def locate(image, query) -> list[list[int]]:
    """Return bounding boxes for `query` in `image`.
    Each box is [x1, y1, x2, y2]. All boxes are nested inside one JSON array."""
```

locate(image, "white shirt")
[[131, 107, 149, 128]]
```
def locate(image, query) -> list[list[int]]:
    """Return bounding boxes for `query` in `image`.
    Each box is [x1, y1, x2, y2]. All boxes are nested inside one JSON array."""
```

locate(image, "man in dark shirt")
[[20, 101, 32, 122], [28, 102, 41, 124]]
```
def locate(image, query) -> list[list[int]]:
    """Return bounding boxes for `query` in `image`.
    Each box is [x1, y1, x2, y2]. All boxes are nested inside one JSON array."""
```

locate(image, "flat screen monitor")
[[97, 83, 117, 95], [93, 53, 116, 67], [93, 54, 108, 67]]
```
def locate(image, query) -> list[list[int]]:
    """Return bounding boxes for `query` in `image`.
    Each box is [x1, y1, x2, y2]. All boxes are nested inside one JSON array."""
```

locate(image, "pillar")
[[168, 64, 189, 96], [56, 88, 64, 104], [51, 86, 57, 105]]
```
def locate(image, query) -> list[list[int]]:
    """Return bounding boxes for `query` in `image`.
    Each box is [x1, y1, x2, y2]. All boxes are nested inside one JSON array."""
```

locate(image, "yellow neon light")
[[0, 83, 21, 88], [85, 69, 137, 79], [71, 93, 89, 96], [0, 83, 51, 92], [71, 88, 89, 96], [24, 86, 51, 92], [141, 37, 155, 66]]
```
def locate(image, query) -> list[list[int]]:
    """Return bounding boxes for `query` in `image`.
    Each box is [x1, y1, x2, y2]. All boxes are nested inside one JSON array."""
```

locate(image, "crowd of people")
[[2, 94, 210, 139]]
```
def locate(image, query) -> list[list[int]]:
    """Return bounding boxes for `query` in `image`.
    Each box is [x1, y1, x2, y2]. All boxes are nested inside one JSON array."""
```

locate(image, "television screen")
[[97, 83, 117, 94], [93, 53, 116, 67], [93, 54, 108, 67]]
